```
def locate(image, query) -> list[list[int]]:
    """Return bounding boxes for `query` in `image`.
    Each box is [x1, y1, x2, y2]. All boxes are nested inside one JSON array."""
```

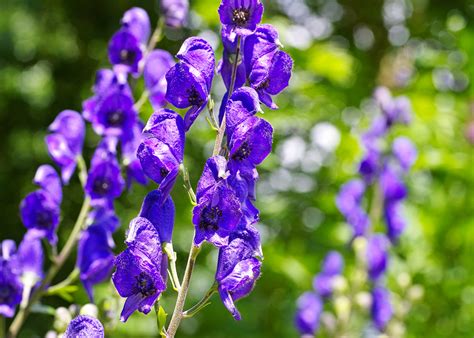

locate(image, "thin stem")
[[163, 242, 181, 291], [134, 90, 150, 112], [212, 35, 242, 157], [183, 282, 218, 318], [76, 155, 87, 188], [179, 164, 197, 205], [147, 18, 164, 53], [166, 243, 201, 338], [45, 268, 80, 296], [8, 161, 91, 338], [369, 182, 383, 233], [207, 98, 219, 130]]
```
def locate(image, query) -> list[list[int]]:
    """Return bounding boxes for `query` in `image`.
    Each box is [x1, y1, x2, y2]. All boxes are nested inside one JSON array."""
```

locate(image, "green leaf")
[[30, 303, 56, 316], [157, 304, 168, 337]]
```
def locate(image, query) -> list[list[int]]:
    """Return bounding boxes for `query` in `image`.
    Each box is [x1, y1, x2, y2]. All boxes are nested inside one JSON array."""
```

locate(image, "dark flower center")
[[135, 272, 156, 297], [232, 8, 250, 26], [232, 141, 251, 161], [199, 206, 222, 231], [120, 49, 137, 66], [106, 110, 125, 127], [255, 79, 270, 90], [160, 168, 169, 178], [92, 178, 111, 195], [35, 210, 53, 229], [0, 283, 13, 303], [187, 87, 204, 106]]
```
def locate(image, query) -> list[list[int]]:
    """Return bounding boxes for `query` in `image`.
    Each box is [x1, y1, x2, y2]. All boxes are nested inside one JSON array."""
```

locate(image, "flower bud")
[[334, 296, 351, 323], [396, 272, 411, 289], [332, 275, 348, 294], [355, 291, 371, 310], [408, 285, 424, 301], [80, 303, 99, 318], [352, 236, 367, 263], [54, 307, 72, 333]]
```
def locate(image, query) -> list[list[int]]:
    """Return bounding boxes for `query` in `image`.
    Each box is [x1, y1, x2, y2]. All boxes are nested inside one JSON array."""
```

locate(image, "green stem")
[[369, 182, 383, 232], [163, 243, 181, 291], [183, 282, 217, 318], [166, 243, 201, 338], [147, 18, 164, 53], [7, 161, 90, 338], [179, 164, 197, 205], [134, 90, 150, 112], [45, 268, 80, 296], [212, 35, 242, 157]]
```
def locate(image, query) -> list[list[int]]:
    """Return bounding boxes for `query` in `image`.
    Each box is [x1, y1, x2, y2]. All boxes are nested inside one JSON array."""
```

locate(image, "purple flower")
[[358, 148, 380, 183], [224, 87, 260, 136], [20, 165, 62, 244], [374, 87, 412, 126], [380, 166, 407, 202], [165, 37, 215, 130], [17, 231, 44, 283], [193, 183, 242, 247], [371, 286, 392, 331], [77, 225, 114, 301], [64, 315, 104, 338], [121, 122, 147, 188], [45, 110, 85, 184], [218, 27, 246, 91], [215, 236, 262, 320], [138, 110, 185, 198], [160, 0, 189, 28], [139, 190, 175, 243], [218, 0, 263, 36], [313, 251, 344, 297], [0, 241, 23, 318], [366, 235, 389, 281], [228, 116, 273, 167], [392, 137, 417, 172], [82, 69, 131, 123], [244, 25, 293, 109], [336, 179, 365, 216], [144, 50, 175, 109], [294, 292, 322, 336], [92, 89, 137, 137], [384, 201, 406, 242], [108, 29, 143, 75], [85, 140, 125, 204], [112, 217, 167, 322], [121, 7, 150, 45]]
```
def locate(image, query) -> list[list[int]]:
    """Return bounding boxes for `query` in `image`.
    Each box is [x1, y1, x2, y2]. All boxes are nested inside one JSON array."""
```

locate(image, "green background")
[[0, 0, 473, 337]]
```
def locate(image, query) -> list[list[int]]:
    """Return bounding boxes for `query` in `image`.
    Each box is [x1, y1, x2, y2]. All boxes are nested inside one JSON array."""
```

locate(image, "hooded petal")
[[33, 165, 62, 204], [160, 0, 189, 28], [108, 30, 143, 75], [176, 37, 215, 90], [139, 191, 175, 243], [121, 7, 150, 44]]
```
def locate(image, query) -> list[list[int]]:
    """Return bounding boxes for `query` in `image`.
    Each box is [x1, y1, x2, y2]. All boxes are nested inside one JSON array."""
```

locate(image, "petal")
[[139, 190, 175, 242], [176, 37, 215, 90], [121, 7, 151, 44], [165, 63, 208, 109], [33, 165, 62, 203]]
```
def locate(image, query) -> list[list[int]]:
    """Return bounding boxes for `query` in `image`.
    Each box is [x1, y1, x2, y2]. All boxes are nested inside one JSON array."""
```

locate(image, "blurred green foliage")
[[0, 0, 473, 337]]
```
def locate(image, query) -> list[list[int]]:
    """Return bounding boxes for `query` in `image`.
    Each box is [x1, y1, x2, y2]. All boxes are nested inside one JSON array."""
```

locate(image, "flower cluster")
[[294, 251, 344, 335], [295, 87, 416, 336], [340, 87, 416, 331]]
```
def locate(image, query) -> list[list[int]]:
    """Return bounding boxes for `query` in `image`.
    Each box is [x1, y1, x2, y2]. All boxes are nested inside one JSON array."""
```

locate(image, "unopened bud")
[[352, 237, 367, 263], [320, 311, 337, 332], [334, 296, 351, 323], [80, 303, 99, 318], [355, 291, 371, 309], [397, 272, 411, 289], [332, 276, 348, 294], [408, 285, 424, 301], [54, 307, 72, 333]]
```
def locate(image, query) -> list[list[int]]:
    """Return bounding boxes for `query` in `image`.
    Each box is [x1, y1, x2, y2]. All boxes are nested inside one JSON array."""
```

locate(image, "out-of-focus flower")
[[121, 122, 148, 188], [0, 241, 23, 317], [336, 179, 370, 237], [371, 286, 393, 331], [64, 315, 104, 338], [143, 50, 175, 109], [45, 110, 85, 184], [108, 30, 143, 75], [392, 136, 417, 171], [313, 251, 344, 297], [121, 7, 150, 45], [366, 235, 389, 281], [294, 292, 323, 336], [160, 0, 189, 28]]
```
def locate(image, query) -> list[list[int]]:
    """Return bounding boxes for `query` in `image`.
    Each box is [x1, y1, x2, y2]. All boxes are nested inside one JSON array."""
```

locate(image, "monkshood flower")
[[313, 251, 344, 298], [112, 217, 167, 322], [0, 241, 23, 317], [374, 86, 412, 128], [380, 166, 407, 203], [165, 37, 215, 130], [45, 110, 85, 184], [160, 0, 189, 28], [336, 179, 370, 237], [86, 206, 120, 247], [294, 292, 323, 336], [121, 7, 150, 45], [92, 87, 137, 138], [138, 110, 185, 200], [20, 165, 62, 244], [193, 156, 242, 247], [17, 232, 44, 295], [243, 24, 293, 109], [215, 234, 262, 320], [85, 139, 125, 205], [64, 315, 104, 338], [371, 286, 393, 331], [392, 136, 417, 172], [108, 29, 143, 76], [218, 0, 263, 36], [143, 50, 175, 109], [218, 27, 246, 91], [366, 235, 389, 281], [358, 147, 380, 183], [77, 225, 114, 301], [139, 190, 175, 243], [384, 201, 406, 242], [82, 68, 131, 124], [121, 122, 148, 188]]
